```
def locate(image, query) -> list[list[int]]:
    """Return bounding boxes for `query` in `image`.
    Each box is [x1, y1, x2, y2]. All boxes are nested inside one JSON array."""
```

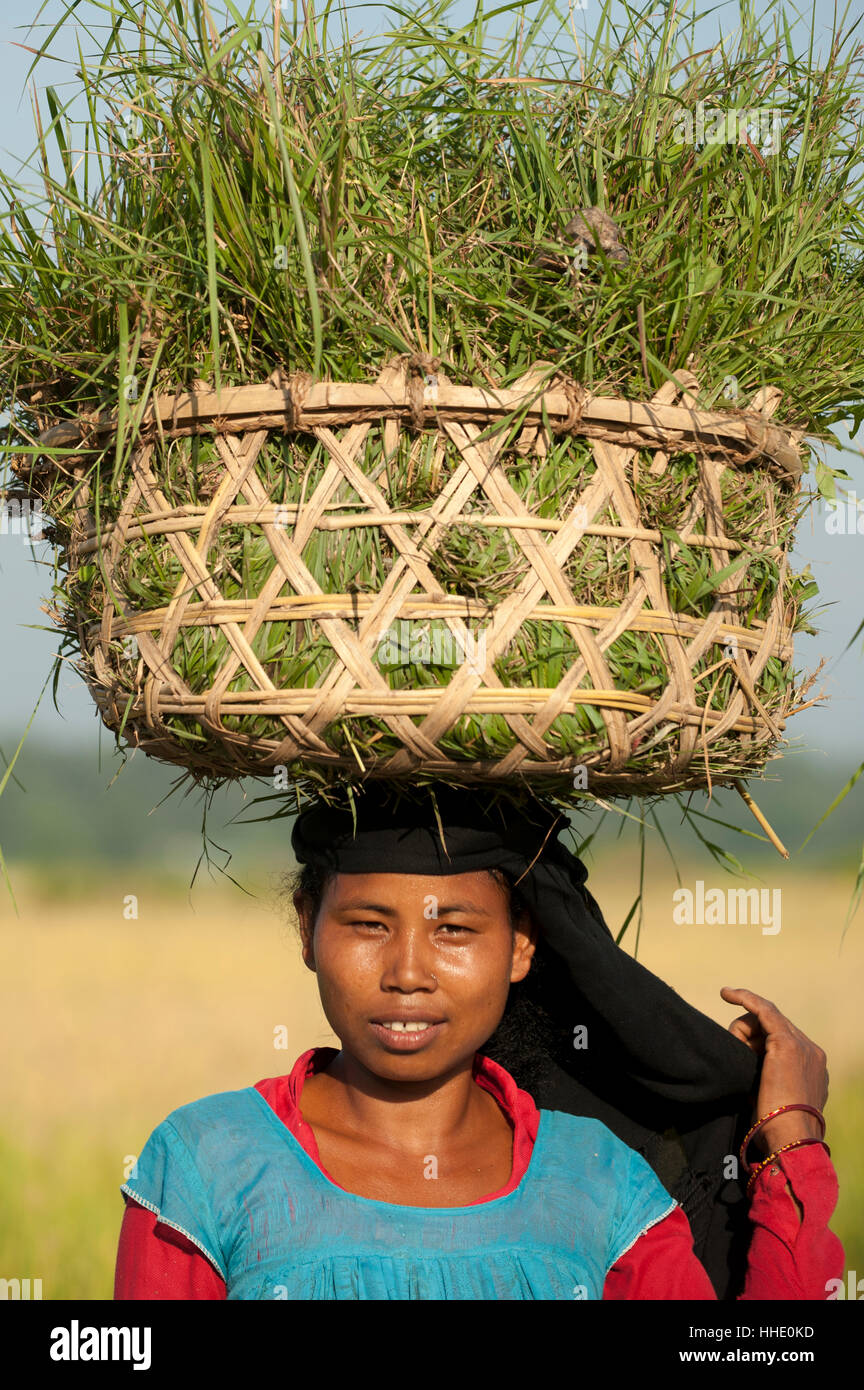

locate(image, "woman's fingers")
[[721, 986, 814, 1050], [727, 1012, 766, 1049], [721, 987, 798, 1041], [720, 985, 830, 1123], [720, 986, 783, 1025], [721, 989, 771, 1050]]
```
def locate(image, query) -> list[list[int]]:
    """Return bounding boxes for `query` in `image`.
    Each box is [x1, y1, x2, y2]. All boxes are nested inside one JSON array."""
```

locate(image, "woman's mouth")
[[369, 1020, 446, 1050]]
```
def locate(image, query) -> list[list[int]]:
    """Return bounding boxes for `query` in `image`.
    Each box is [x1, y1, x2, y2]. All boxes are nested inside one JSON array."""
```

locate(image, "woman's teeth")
[[379, 1021, 433, 1032]]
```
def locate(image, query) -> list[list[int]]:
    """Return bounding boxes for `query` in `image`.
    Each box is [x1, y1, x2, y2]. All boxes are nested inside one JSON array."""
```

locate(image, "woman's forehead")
[[325, 868, 506, 904]]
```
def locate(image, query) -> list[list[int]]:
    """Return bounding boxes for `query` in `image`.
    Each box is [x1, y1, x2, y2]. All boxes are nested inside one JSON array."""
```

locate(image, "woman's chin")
[[338, 1032, 483, 1082]]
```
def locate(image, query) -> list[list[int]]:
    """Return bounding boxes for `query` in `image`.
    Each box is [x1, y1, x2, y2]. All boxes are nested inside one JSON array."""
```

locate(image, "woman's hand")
[[721, 987, 829, 1157]]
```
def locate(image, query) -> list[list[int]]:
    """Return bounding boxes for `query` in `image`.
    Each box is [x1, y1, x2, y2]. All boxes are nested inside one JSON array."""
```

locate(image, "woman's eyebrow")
[[433, 902, 492, 916], [335, 899, 491, 916], [336, 900, 397, 915]]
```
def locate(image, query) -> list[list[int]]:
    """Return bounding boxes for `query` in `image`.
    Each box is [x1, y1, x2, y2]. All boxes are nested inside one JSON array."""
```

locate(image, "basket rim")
[[29, 358, 804, 486]]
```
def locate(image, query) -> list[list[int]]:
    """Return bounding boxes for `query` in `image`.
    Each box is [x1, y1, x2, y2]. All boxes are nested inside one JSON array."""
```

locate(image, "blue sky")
[[0, 0, 861, 768]]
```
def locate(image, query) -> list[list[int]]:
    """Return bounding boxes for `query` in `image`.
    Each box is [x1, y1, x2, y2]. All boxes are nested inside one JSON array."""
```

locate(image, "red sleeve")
[[114, 1197, 226, 1301], [736, 1143, 845, 1300], [603, 1143, 844, 1300], [603, 1206, 719, 1299]]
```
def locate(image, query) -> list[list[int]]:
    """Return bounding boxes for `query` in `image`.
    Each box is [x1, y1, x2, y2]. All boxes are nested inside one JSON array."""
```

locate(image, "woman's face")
[[294, 871, 536, 1083]]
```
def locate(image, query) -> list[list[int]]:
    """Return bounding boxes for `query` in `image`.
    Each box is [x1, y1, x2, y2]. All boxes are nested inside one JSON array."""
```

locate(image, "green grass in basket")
[[62, 424, 814, 772], [1, 0, 862, 793]]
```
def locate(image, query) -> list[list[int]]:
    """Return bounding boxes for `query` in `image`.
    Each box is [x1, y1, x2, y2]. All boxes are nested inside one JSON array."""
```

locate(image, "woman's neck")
[[301, 1048, 498, 1155]]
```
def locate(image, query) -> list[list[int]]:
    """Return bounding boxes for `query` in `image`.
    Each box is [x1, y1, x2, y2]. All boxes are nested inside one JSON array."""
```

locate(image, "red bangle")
[[739, 1104, 825, 1174], [746, 1138, 831, 1197]]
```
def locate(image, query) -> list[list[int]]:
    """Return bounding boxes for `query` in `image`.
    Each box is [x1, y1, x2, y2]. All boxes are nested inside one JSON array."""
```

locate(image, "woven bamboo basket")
[[26, 351, 818, 798]]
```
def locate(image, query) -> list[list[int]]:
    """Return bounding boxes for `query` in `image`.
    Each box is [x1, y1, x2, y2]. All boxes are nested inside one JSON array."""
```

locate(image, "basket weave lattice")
[[33, 354, 816, 795]]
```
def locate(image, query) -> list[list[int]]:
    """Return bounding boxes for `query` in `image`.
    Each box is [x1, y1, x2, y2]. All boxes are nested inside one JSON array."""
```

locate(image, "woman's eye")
[[349, 920, 472, 934]]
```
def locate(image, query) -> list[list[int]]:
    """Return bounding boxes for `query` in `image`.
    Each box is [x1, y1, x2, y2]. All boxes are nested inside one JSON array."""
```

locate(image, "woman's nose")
[[379, 928, 438, 991]]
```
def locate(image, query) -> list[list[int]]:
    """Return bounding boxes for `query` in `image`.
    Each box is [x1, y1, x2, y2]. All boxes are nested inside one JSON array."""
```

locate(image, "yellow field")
[[1, 856, 861, 1300]]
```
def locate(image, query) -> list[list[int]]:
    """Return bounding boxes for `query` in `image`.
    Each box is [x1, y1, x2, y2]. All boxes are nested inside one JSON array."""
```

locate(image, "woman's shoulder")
[[536, 1106, 636, 1153], [146, 1050, 316, 1141], [536, 1108, 676, 1191], [144, 1085, 267, 1149], [532, 1108, 678, 1267], [128, 1086, 278, 1215]]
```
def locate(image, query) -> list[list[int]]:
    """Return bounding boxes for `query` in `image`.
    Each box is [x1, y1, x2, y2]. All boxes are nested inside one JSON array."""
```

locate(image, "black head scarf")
[[291, 781, 760, 1299]]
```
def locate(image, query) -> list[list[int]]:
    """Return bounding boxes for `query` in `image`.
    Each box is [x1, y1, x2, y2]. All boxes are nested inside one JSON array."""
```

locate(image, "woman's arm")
[[114, 1197, 227, 1300], [606, 985, 844, 1301], [603, 1205, 717, 1299], [603, 1141, 843, 1300], [605, 975, 845, 1302], [736, 1142, 844, 1299]]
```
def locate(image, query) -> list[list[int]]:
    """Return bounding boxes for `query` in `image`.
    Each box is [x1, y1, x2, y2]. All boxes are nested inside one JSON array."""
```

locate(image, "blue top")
[[122, 1085, 677, 1300]]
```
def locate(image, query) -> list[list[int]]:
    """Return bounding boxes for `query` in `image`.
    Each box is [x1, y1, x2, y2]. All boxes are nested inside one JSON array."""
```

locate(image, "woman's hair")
[[283, 863, 575, 1093]]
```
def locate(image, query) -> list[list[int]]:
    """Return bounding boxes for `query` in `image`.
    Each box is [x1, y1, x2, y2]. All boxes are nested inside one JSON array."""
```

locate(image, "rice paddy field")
[[0, 853, 861, 1300]]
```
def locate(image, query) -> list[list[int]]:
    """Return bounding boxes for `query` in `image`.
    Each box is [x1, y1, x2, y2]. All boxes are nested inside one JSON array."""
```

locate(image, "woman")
[[114, 784, 842, 1299]]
